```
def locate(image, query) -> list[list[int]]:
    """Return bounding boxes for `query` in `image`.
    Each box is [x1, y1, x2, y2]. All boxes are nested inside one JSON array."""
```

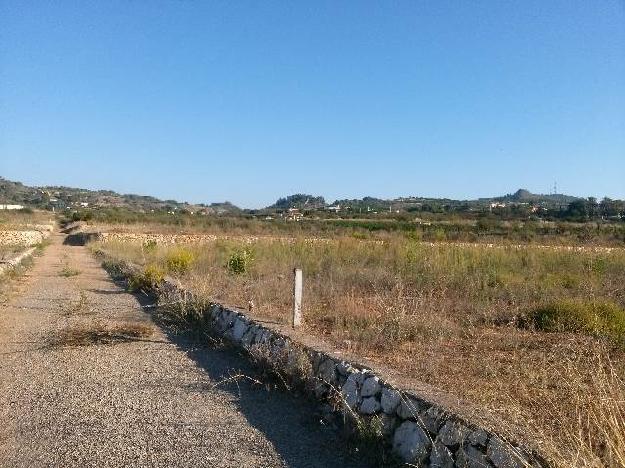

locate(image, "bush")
[[531, 300, 625, 343], [128, 264, 165, 292], [165, 248, 195, 274], [227, 248, 254, 274], [143, 239, 157, 252]]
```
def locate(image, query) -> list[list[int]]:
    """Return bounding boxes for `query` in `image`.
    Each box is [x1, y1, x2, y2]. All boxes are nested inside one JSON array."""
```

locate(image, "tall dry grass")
[[515, 347, 625, 467], [93, 236, 625, 466]]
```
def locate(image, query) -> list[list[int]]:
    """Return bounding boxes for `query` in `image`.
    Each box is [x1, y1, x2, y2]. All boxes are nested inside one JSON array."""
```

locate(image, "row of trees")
[[563, 197, 625, 221]]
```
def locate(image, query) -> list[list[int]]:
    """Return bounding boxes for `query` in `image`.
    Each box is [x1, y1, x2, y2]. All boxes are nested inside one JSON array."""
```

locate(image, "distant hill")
[[0, 178, 41, 206], [331, 196, 390, 211], [0, 177, 240, 213], [492, 188, 580, 205], [0, 177, 601, 215]]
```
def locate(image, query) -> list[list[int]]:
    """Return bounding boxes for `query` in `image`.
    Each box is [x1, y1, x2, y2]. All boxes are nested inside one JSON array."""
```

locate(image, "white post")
[[292, 268, 303, 327]]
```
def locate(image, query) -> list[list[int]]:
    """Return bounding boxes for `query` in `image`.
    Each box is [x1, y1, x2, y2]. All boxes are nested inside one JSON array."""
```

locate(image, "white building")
[[0, 204, 24, 210]]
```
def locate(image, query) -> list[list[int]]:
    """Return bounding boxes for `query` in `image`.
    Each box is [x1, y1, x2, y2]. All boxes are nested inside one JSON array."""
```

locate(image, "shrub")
[[351, 231, 368, 240], [531, 300, 625, 343], [165, 248, 195, 274], [101, 259, 125, 279], [227, 248, 254, 274], [59, 266, 81, 277], [128, 264, 165, 292], [143, 239, 157, 252]]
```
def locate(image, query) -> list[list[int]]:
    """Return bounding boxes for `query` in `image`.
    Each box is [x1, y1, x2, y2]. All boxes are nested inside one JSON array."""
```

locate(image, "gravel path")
[[0, 234, 370, 467]]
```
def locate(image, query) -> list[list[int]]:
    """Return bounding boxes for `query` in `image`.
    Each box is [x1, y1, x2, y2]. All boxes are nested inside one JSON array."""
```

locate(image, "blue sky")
[[1, 1, 623, 208]]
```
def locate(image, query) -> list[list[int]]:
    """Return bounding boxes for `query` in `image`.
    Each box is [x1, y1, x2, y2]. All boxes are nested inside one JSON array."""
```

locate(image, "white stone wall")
[[0, 230, 45, 246], [0, 247, 37, 276]]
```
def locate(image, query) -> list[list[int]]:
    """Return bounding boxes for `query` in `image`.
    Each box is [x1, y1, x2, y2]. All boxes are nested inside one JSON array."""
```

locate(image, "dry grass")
[[0, 245, 24, 260], [0, 209, 54, 230], [50, 322, 153, 347], [58, 265, 81, 277], [86, 214, 625, 247], [523, 348, 625, 467], [92, 235, 625, 466]]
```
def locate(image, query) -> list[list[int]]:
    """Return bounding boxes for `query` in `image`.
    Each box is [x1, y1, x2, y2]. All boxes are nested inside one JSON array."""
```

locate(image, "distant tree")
[[565, 200, 588, 220], [269, 194, 326, 210]]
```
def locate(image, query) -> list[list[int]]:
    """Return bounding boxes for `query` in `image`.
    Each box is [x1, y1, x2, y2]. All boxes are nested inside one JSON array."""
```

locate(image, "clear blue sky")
[[1, 1, 623, 208]]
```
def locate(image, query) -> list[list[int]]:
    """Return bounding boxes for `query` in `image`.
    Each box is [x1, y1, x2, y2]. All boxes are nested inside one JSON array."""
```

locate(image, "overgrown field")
[[0, 209, 54, 230], [0, 210, 52, 260], [83, 210, 625, 246], [93, 236, 625, 466]]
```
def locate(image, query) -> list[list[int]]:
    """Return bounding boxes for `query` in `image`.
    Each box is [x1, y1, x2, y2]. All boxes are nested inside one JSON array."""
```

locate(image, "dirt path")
[[0, 234, 369, 468]]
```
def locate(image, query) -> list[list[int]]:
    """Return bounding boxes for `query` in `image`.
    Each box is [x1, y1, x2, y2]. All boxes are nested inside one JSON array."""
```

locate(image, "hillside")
[[492, 188, 580, 205], [0, 177, 240, 214], [0, 177, 613, 218]]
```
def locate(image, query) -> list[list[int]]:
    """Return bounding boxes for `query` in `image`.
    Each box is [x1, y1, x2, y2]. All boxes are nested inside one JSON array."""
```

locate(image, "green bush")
[[165, 248, 195, 274], [227, 248, 254, 274], [128, 264, 165, 292], [143, 239, 157, 252], [531, 300, 625, 343]]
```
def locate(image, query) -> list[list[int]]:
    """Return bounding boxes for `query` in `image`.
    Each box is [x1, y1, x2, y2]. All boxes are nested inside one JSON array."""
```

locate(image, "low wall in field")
[[90, 231, 340, 245], [89, 229, 620, 254], [0, 228, 52, 247], [95, 232, 220, 244], [106, 257, 545, 468], [0, 247, 37, 276]]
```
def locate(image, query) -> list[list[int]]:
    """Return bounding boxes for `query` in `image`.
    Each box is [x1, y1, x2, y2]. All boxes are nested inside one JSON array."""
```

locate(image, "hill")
[[492, 188, 580, 206], [1, 177, 613, 219], [0, 177, 241, 214], [266, 194, 326, 211]]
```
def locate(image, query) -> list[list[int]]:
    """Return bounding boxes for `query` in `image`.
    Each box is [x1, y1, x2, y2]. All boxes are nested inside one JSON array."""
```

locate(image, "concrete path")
[[0, 234, 369, 468]]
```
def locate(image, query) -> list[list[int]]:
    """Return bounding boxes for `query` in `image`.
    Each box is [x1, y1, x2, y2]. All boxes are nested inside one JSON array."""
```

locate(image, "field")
[[90, 221, 625, 467], [0, 210, 53, 260], [0, 209, 54, 230], [81, 208, 625, 247], [0, 245, 24, 260]]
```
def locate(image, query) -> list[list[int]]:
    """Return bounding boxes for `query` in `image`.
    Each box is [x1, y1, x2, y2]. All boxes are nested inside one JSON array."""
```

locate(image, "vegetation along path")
[[0, 233, 370, 468]]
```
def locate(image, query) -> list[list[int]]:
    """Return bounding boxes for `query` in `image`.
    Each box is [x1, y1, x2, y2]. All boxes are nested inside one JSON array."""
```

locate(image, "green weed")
[[531, 300, 625, 344]]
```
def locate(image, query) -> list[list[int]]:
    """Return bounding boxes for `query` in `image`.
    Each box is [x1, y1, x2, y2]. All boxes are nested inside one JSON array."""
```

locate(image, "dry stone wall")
[[0, 247, 37, 276], [203, 303, 543, 467], [0, 228, 51, 247], [93, 230, 618, 254], [92, 231, 383, 246], [95, 232, 219, 244], [110, 259, 545, 467]]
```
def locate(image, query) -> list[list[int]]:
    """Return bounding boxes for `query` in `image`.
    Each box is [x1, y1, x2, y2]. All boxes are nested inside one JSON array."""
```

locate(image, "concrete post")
[[292, 268, 303, 327]]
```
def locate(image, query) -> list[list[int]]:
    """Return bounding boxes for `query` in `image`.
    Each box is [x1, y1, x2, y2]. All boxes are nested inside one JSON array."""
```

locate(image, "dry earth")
[[0, 234, 371, 468]]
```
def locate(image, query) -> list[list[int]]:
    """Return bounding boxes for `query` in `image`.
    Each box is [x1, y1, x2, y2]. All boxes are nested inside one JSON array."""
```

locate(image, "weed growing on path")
[[50, 322, 153, 347], [59, 265, 81, 277]]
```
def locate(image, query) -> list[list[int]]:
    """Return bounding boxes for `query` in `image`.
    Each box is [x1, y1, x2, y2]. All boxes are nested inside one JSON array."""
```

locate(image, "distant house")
[[285, 209, 304, 221], [326, 204, 341, 212], [0, 204, 24, 210]]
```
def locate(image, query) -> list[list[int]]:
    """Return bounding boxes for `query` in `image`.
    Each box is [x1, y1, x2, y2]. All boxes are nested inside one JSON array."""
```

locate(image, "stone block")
[[456, 444, 491, 468], [380, 387, 402, 414], [392, 421, 432, 464], [361, 376, 382, 397], [430, 440, 454, 468], [437, 420, 470, 448], [359, 396, 381, 415], [487, 437, 524, 468]]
